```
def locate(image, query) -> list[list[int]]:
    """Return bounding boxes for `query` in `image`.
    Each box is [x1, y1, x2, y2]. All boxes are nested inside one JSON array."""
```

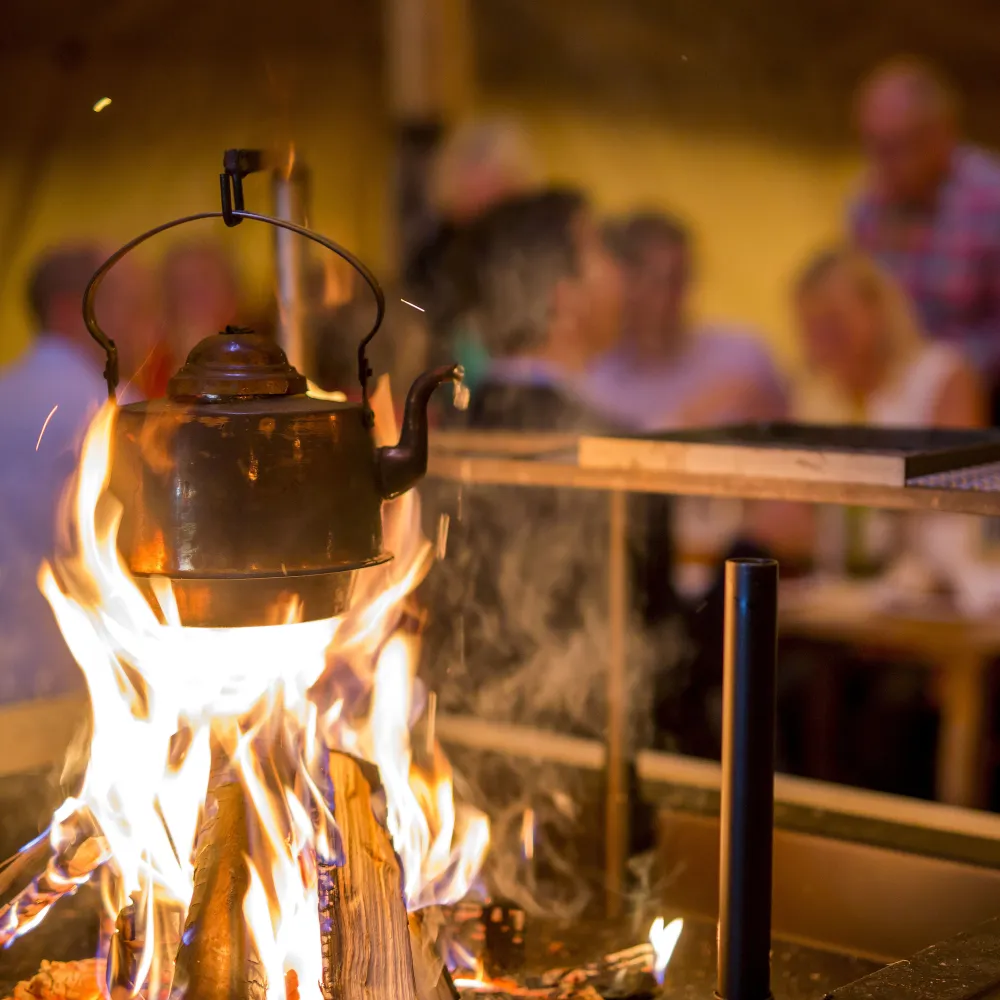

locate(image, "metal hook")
[[82, 150, 385, 412]]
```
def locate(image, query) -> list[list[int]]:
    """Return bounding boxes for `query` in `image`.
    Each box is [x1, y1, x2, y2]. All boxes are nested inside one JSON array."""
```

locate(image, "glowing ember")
[[3, 398, 488, 998], [649, 916, 684, 985], [452, 959, 490, 991]]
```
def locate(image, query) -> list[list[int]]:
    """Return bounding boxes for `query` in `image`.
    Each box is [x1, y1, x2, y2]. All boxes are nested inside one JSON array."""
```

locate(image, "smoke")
[[417, 470, 681, 919]]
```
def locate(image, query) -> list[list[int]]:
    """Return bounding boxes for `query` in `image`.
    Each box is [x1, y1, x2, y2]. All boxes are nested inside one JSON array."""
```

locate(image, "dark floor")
[[0, 896, 879, 999]]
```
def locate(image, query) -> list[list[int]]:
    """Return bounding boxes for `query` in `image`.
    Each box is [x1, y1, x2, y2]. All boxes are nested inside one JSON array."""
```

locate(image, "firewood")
[[171, 777, 266, 1000], [408, 909, 460, 1000], [2, 959, 105, 1000], [105, 893, 184, 1000], [319, 751, 418, 1000], [0, 836, 53, 906], [0, 829, 109, 949], [526, 941, 658, 997]]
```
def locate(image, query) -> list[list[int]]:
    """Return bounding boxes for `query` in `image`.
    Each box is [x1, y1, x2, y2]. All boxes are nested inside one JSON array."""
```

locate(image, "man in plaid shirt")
[[850, 59, 1000, 384]]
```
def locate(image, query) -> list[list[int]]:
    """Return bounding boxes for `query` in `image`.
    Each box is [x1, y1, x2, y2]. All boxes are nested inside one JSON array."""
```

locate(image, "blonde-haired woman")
[[794, 247, 984, 429], [748, 249, 986, 570], [786, 250, 994, 793], [788, 248, 1000, 647]]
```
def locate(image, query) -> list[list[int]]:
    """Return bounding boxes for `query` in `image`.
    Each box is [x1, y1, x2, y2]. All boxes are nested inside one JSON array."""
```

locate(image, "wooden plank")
[[320, 752, 418, 1000], [579, 424, 1000, 485], [427, 453, 1000, 516], [431, 430, 579, 456], [408, 910, 459, 1000], [434, 714, 1000, 842], [579, 434, 909, 487]]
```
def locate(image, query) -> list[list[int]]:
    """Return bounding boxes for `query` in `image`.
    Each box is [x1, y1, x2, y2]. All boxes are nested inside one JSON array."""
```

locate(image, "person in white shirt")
[[795, 246, 983, 430], [791, 247, 992, 608]]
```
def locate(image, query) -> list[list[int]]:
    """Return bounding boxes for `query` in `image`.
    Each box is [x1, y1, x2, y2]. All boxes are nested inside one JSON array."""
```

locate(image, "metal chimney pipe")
[[717, 557, 778, 1000], [271, 159, 310, 373]]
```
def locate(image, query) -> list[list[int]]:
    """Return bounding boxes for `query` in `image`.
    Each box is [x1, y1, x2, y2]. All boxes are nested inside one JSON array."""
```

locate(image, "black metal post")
[[717, 557, 778, 1000]]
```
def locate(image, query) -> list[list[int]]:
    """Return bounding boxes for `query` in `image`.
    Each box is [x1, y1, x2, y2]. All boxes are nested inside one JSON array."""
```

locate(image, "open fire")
[[1, 387, 682, 1000], [1, 387, 488, 999]]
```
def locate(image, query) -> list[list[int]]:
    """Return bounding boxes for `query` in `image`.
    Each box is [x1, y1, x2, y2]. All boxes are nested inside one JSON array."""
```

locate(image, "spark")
[[436, 513, 450, 561], [118, 342, 158, 398], [35, 405, 59, 451], [400, 298, 426, 313], [92, 97, 112, 113]]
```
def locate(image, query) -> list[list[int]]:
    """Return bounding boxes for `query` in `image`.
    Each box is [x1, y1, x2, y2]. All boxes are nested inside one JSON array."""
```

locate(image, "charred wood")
[[170, 768, 265, 1000]]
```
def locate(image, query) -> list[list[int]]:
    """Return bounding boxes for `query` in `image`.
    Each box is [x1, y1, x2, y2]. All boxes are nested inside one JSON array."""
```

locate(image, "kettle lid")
[[168, 326, 308, 401]]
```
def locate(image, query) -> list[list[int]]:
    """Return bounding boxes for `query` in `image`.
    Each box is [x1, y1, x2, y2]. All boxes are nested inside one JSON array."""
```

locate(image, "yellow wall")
[[0, 56, 389, 364], [482, 101, 861, 369], [2, 56, 861, 374]]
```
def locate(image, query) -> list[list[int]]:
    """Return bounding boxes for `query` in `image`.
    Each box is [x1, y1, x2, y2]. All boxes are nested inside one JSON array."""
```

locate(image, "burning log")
[[449, 940, 664, 1000], [319, 751, 418, 1000], [0, 820, 109, 949], [2, 959, 105, 1000], [171, 770, 265, 1000], [409, 909, 460, 1000], [106, 900, 142, 1000], [527, 942, 659, 998], [0, 837, 53, 905], [106, 893, 184, 1000]]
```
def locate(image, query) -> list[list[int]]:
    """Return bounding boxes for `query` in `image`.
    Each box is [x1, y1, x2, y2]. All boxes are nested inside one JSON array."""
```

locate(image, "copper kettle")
[[84, 150, 460, 627]]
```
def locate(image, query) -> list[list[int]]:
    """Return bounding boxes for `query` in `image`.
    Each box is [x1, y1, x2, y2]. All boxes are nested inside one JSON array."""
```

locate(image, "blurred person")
[[787, 248, 990, 797], [432, 118, 540, 225], [851, 58, 1000, 398], [583, 211, 789, 619], [419, 189, 658, 899], [462, 187, 622, 430], [796, 247, 984, 429], [777, 247, 984, 576], [406, 118, 541, 386], [583, 211, 786, 429], [0, 245, 108, 703], [102, 256, 164, 398], [577, 215, 795, 762]]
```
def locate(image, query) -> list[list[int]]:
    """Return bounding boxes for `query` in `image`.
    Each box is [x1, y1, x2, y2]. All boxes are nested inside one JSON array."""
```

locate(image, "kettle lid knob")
[[168, 325, 308, 401]]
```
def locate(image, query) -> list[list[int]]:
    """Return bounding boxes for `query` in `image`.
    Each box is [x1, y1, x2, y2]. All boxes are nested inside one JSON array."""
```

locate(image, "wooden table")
[[779, 593, 1000, 809], [426, 433, 1000, 899]]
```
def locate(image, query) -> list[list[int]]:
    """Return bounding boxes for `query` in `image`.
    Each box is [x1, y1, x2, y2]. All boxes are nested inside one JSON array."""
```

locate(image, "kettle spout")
[[377, 364, 463, 500]]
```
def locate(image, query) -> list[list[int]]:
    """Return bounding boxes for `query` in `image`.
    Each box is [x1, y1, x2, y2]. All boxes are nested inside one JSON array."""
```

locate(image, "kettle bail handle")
[[83, 151, 386, 412]]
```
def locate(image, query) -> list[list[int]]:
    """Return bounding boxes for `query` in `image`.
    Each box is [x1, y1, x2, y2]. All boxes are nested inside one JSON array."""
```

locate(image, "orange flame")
[[649, 916, 684, 985], [11, 398, 488, 996]]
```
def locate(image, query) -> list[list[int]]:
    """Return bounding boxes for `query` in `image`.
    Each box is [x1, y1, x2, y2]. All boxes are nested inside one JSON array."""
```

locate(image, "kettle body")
[[82, 153, 461, 627], [107, 330, 457, 627]]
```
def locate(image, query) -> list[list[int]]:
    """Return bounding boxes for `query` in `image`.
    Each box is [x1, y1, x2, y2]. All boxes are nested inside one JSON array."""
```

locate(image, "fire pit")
[[0, 155, 488, 1000]]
